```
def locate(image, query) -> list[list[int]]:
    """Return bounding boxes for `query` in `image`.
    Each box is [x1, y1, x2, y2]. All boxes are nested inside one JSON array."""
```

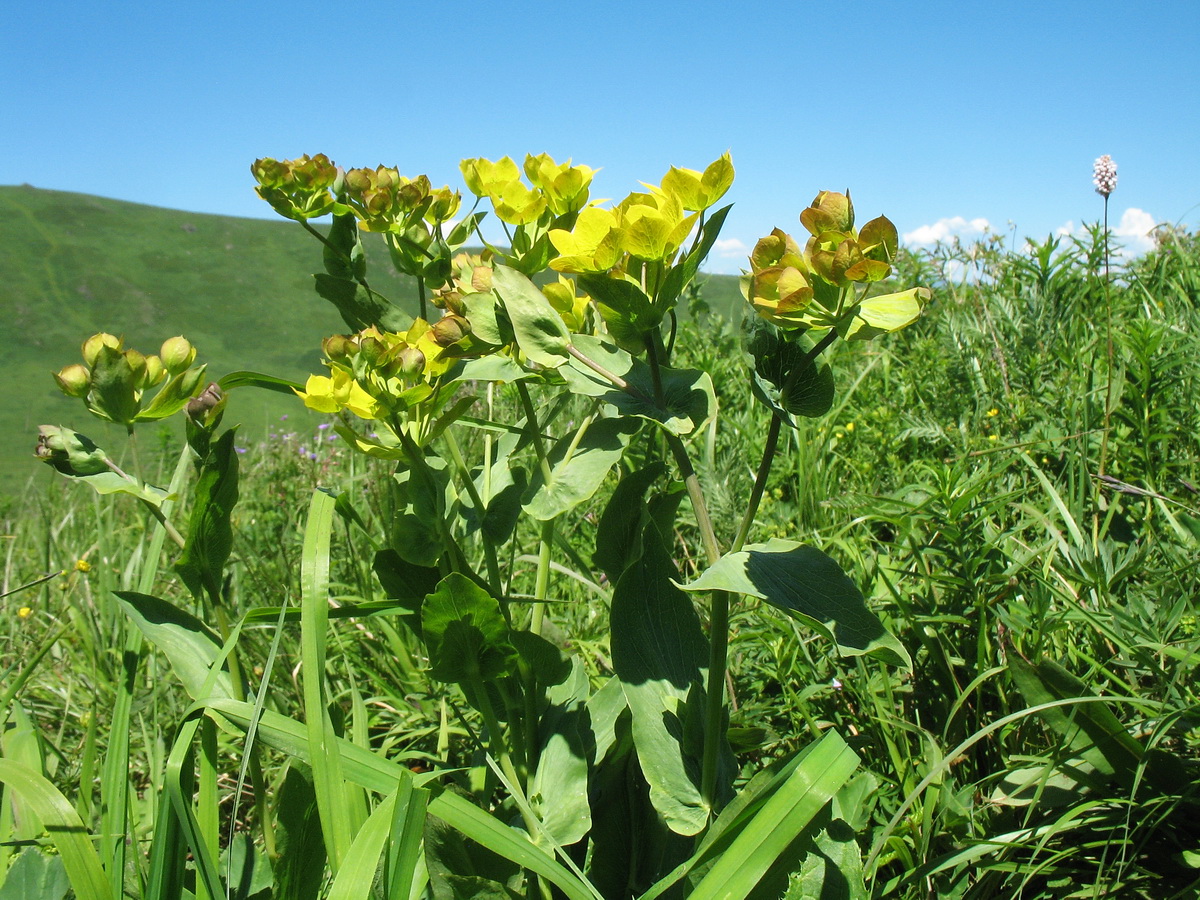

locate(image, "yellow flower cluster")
[[295, 320, 459, 421], [548, 153, 734, 271]]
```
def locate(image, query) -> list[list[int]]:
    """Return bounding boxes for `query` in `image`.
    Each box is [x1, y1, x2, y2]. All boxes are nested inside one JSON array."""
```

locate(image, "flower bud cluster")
[[1093, 155, 1118, 198], [298, 316, 471, 420], [747, 191, 899, 329], [342, 166, 461, 234], [251, 154, 339, 221], [54, 334, 205, 427]]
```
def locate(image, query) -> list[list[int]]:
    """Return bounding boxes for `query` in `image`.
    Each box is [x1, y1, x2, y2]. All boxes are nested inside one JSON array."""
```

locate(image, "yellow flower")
[[986, 408, 999, 417], [296, 370, 381, 420], [75, 559, 91, 573], [988, 434, 998, 441], [845, 422, 855, 432], [17, 606, 32, 619]]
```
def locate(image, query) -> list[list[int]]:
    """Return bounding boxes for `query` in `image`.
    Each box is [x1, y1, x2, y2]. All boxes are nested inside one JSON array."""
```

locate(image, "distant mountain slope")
[[0, 185, 742, 493]]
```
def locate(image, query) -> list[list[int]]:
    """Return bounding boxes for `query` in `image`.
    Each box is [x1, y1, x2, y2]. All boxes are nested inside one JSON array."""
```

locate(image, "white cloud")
[[1114, 207, 1156, 256], [713, 237, 748, 258], [903, 216, 992, 247], [1053, 208, 1157, 257]]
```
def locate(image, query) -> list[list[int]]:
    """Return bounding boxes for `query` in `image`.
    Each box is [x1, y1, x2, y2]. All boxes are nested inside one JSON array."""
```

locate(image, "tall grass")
[[3, 225, 1199, 898]]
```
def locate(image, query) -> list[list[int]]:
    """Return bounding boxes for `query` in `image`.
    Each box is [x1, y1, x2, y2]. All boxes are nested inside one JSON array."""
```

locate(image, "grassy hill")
[[0, 185, 743, 494]]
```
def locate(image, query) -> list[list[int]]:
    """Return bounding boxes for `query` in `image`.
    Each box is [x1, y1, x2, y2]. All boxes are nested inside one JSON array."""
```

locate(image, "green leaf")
[[679, 540, 911, 668], [175, 428, 239, 602], [529, 659, 592, 846], [578, 274, 662, 353], [113, 591, 235, 701], [372, 549, 441, 637], [564, 334, 716, 436], [659, 203, 733, 312], [204, 699, 595, 900], [218, 370, 304, 394], [687, 732, 859, 900], [491, 265, 571, 367], [421, 573, 517, 684], [838, 287, 929, 341], [0, 762, 109, 900], [136, 365, 207, 421], [323, 211, 367, 282], [0, 849, 70, 900], [1006, 656, 1180, 794], [313, 273, 410, 333], [85, 343, 140, 425], [742, 316, 835, 421], [593, 462, 668, 583], [272, 768, 326, 900], [611, 524, 711, 835], [523, 417, 641, 521]]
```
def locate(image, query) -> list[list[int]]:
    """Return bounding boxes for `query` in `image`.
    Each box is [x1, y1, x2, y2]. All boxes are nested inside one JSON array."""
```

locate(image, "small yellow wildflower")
[[17, 606, 33, 619], [845, 422, 855, 432], [75, 559, 91, 573], [988, 434, 998, 441], [986, 408, 999, 417]]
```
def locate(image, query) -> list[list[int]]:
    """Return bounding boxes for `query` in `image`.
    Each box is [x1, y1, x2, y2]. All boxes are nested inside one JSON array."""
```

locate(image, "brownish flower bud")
[[322, 334, 356, 360], [431, 314, 471, 347], [396, 346, 426, 379]]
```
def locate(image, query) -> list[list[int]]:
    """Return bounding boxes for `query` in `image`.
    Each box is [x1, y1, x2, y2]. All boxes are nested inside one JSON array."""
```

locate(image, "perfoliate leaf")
[[523, 417, 641, 521], [491, 265, 571, 367], [838, 287, 929, 341], [421, 573, 516, 684], [563, 334, 716, 436], [680, 539, 911, 668], [742, 316, 834, 422]]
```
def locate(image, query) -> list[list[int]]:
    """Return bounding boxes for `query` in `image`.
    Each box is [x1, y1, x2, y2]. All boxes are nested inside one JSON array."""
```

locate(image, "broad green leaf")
[[0, 848, 69, 900], [85, 343, 140, 425], [530, 659, 592, 846], [1005, 657, 1186, 795], [838, 287, 929, 341], [523, 417, 641, 521], [113, 591, 234, 700], [688, 731, 859, 900], [593, 462, 668, 583], [564, 334, 716, 436], [175, 427, 239, 602], [272, 768, 326, 900], [577, 274, 662, 353], [313, 273, 410, 333], [680, 540, 911, 668], [323, 211, 368, 282], [421, 573, 517, 683], [742, 315, 834, 421], [492, 265, 571, 367], [372, 549, 441, 636], [611, 524, 711, 835], [0, 762, 108, 900]]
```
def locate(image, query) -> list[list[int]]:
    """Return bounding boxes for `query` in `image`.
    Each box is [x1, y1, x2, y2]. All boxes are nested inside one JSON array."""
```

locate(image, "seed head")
[[1093, 155, 1118, 198]]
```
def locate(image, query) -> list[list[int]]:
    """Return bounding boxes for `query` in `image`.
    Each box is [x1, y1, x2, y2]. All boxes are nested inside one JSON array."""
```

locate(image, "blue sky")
[[4, 0, 1197, 273]]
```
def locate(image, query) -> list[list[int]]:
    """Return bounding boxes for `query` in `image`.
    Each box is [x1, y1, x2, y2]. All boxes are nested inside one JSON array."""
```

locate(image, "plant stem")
[[441, 428, 503, 596]]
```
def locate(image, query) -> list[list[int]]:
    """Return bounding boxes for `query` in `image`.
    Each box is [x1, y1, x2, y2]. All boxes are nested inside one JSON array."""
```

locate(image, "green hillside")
[[0, 185, 742, 493]]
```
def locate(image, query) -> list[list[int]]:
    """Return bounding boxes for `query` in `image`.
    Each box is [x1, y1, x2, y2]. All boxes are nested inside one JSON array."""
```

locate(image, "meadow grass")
[[2, 222, 1199, 898]]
